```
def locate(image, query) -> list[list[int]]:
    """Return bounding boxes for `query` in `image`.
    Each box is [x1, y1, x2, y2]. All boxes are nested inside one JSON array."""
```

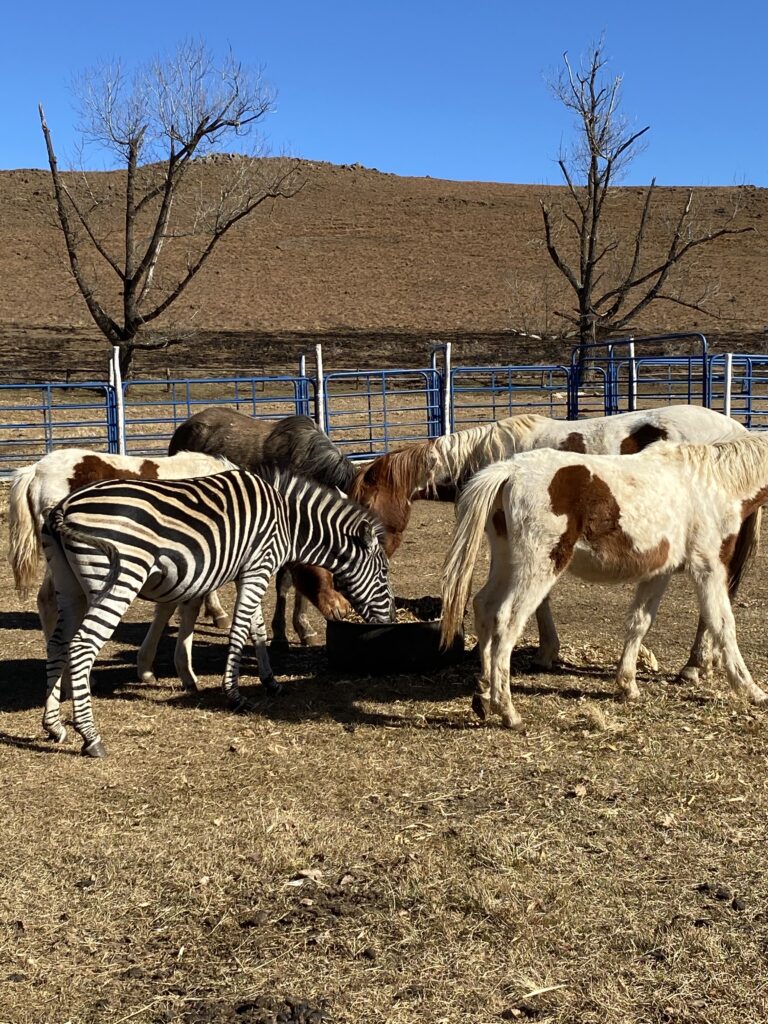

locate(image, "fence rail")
[[1, 333, 766, 476]]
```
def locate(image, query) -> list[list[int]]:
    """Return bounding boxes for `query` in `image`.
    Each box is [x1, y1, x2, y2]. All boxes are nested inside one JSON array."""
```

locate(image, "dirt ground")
[[1, 489, 768, 1024]]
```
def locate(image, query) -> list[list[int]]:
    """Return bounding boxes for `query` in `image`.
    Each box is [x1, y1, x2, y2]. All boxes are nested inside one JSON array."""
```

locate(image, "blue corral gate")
[[709, 354, 768, 429], [5, 333, 768, 478], [323, 369, 442, 457], [0, 382, 117, 472], [450, 365, 571, 429]]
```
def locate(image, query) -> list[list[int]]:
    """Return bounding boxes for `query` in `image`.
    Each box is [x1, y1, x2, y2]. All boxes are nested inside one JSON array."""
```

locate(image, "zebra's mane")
[[254, 465, 387, 543]]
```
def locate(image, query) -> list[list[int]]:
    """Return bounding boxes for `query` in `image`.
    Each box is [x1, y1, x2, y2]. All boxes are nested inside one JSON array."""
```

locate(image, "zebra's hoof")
[[46, 725, 67, 744], [81, 738, 107, 758], [230, 695, 256, 714]]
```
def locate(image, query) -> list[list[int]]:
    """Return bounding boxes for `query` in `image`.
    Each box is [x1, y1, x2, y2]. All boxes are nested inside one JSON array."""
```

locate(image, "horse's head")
[[349, 443, 437, 547]]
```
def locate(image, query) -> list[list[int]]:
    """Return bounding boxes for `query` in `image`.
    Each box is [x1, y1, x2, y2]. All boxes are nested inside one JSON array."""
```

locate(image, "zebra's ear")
[[358, 519, 376, 550]]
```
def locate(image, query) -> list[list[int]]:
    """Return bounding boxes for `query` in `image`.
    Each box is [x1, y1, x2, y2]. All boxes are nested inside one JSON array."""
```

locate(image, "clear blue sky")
[[4, 0, 766, 186]]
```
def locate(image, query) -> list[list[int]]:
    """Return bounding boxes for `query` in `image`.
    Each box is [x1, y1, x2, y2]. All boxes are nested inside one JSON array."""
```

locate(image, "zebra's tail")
[[48, 507, 122, 606], [8, 463, 42, 598], [441, 463, 510, 648]]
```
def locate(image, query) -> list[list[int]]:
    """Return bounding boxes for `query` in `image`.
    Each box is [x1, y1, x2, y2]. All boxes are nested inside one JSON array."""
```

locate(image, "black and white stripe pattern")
[[41, 469, 394, 757]]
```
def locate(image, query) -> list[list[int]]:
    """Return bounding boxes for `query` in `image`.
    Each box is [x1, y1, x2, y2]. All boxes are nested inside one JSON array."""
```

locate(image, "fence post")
[[442, 341, 452, 434], [314, 343, 326, 432], [627, 339, 637, 412], [110, 347, 126, 454], [724, 352, 733, 419]]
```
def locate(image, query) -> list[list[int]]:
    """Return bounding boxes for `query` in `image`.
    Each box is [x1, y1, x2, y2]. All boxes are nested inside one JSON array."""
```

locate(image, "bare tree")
[[538, 40, 752, 364], [39, 40, 301, 375]]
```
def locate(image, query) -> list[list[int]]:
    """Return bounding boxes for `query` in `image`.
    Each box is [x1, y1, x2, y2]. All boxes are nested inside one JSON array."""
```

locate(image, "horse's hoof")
[[501, 715, 525, 732], [299, 632, 319, 647], [750, 690, 768, 706], [471, 692, 489, 720], [138, 672, 157, 686], [270, 638, 290, 652], [262, 676, 283, 696], [678, 666, 699, 684], [81, 737, 107, 758], [213, 615, 232, 630]]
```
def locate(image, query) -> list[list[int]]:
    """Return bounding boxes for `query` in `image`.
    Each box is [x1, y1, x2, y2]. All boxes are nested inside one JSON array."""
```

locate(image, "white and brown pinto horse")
[[351, 405, 758, 673], [8, 448, 234, 683], [441, 436, 768, 729]]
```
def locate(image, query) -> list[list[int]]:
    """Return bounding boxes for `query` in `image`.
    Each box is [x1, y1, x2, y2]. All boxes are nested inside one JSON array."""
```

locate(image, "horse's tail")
[[441, 463, 510, 647], [8, 463, 43, 598], [728, 505, 762, 600], [47, 507, 122, 606]]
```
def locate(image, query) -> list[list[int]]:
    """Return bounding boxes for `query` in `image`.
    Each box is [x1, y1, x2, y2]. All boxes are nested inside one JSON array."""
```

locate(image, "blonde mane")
[[434, 413, 551, 484], [682, 433, 768, 495]]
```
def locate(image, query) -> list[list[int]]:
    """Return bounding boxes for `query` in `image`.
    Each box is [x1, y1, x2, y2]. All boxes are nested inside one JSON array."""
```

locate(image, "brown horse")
[[168, 408, 361, 645]]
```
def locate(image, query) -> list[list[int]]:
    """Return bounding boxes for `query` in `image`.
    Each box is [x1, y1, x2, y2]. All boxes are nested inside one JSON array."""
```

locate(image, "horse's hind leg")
[[292, 590, 318, 645], [614, 575, 669, 700], [174, 599, 203, 692], [37, 569, 59, 640]]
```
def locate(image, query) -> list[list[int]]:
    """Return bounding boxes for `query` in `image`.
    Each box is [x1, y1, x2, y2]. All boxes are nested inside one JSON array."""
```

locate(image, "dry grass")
[[1, 494, 768, 1024]]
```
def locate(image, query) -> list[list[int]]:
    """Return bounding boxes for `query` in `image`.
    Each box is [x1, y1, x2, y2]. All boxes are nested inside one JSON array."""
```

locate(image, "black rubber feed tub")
[[326, 596, 464, 673]]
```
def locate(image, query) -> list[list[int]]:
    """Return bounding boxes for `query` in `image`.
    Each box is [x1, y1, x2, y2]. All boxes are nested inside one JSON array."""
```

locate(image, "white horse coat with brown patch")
[[441, 437, 768, 729]]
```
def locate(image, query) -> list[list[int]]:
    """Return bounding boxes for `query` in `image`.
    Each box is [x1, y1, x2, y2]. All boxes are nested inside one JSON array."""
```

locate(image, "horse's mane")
[[347, 441, 436, 505], [681, 433, 768, 493], [263, 416, 358, 492], [435, 414, 551, 484]]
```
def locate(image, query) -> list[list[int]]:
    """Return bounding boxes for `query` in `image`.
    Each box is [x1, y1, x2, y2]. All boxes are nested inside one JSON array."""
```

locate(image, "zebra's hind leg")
[[44, 597, 83, 744]]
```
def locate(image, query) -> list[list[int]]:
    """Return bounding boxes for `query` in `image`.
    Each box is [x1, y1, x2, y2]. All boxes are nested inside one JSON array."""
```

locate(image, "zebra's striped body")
[[42, 469, 394, 756]]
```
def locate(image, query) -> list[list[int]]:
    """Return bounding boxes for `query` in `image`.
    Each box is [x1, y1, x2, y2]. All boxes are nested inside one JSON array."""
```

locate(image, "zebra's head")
[[333, 517, 395, 624]]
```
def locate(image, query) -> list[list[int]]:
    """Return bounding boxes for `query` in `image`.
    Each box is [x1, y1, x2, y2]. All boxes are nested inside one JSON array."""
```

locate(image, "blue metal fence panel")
[[709, 355, 768, 429], [323, 369, 442, 457], [0, 382, 117, 475], [568, 333, 709, 417], [451, 365, 571, 429], [121, 375, 317, 454]]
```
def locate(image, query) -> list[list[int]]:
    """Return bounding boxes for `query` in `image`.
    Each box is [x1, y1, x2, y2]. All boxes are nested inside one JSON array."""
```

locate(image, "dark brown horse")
[[169, 408, 361, 644]]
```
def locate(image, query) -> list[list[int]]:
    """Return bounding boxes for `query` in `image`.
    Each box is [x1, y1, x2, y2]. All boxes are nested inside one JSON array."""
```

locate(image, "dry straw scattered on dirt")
[[2, 493, 768, 1023]]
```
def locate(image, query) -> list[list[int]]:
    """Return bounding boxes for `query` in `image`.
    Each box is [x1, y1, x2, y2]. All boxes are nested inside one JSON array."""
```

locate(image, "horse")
[[167, 408, 360, 646], [8, 448, 236, 643], [349, 405, 760, 678], [440, 436, 768, 729]]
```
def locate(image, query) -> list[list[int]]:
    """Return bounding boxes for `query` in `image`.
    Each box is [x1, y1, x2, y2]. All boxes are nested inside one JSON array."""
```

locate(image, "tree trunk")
[[119, 344, 136, 379]]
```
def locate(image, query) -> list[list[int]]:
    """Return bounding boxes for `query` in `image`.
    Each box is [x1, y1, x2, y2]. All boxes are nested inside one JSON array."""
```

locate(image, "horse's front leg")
[[270, 566, 292, 649], [292, 565, 352, 624], [532, 595, 559, 669], [174, 599, 203, 692], [203, 590, 231, 631], [678, 615, 714, 685], [692, 567, 768, 705], [137, 602, 176, 685]]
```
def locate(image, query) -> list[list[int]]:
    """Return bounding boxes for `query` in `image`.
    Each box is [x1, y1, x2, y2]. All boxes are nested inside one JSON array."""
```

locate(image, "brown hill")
[[1, 159, 766, 379]]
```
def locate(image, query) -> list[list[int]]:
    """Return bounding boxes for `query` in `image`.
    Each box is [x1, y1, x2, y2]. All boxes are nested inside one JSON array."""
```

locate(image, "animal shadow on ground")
[[0, 611, 42, 632]]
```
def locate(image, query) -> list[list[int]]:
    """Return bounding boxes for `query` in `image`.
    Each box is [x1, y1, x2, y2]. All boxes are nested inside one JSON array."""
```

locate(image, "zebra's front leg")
[[222, 571, 272, 712], [250, 605, 282, 695]]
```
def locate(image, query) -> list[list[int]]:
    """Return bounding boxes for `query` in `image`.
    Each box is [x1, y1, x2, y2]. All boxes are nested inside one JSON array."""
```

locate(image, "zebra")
[[41, 468, 395, 758]]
